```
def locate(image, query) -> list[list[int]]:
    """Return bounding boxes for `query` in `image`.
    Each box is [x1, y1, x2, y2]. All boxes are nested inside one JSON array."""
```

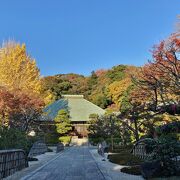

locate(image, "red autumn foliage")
[[0, 87, 44, 130], [134, 34, 180, 110], [95, 69, 108, 77]]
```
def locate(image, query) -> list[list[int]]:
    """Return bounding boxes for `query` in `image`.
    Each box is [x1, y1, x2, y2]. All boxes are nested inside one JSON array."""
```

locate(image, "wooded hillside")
[[41, 65, 139, 111]]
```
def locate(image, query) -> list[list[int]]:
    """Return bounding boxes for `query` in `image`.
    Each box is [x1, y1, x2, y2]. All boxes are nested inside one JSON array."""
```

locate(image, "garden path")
[[21, 145, 143, 180], [21, 146, 105, 180]]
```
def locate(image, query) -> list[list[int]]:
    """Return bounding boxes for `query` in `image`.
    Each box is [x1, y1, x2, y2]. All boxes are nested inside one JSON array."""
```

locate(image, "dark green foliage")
[[28, 157, 38, 161], [55, 109, 72, 135], [110, 145, 133, 152], [44, 132, 59, 145], [88, 114, 120, 139], [0, 127, 36, 154], [106, 65, 127, 81], [89, 137, 105, 145], [108, 146, 143, 175], [105, 138, 122, 145], [144, 123, 180, 177], [42, 74, 88, 101], [149, 135, 180, 176], [108, 147, 143, 166], [87, 71, 98, 87], [121, 166, 142, 175], [92, 94, 111, 109], [156, 121, 180, 136], [142, 138, 157, 154], [120, 84, 134, 113], [89, 137, 122, 146], [47, 148, 53, 152]]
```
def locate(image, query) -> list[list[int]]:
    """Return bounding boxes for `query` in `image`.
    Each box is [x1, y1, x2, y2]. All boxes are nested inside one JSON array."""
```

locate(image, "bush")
[[89, 137, 104, 145], [0, 127, 35, 154], [28, 157, 38, 161], [106, 138, 122, 145], [156, 121, 180, 136], [110, 145, 133, 153], [47, 147, 53, 152], [89, 137, 122, 146], [108, 151, 143, 166], [149, 134, 180, 177], [121, 166, 141, 175], [44, 132, 59, 145], [59, 136, 71, 145]]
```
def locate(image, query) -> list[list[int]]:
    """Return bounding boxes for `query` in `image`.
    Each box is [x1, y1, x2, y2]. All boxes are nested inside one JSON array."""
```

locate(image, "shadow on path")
[[21, 146, 105, 180]]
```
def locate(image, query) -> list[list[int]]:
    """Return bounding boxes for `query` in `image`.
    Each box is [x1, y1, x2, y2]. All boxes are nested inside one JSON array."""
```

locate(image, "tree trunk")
[[111, 135, 114, 151], [134, 118, 139, 142], [154, 88, 158, 111]]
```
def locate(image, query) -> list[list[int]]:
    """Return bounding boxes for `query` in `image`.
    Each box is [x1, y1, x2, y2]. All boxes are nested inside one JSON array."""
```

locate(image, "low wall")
[[0, 149, 28, 179], [28, 141, 48, 157]]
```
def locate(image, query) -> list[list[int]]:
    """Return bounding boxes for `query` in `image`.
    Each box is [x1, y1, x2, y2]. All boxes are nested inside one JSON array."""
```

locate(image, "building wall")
[[72, 121, 89, 137]]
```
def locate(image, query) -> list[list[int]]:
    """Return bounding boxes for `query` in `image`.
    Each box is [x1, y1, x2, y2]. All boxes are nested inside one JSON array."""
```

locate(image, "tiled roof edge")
[[62, 94, 84, 98]]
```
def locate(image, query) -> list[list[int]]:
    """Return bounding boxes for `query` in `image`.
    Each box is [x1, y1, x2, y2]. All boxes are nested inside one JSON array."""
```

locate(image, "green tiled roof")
[[43, 95, 105, 122]]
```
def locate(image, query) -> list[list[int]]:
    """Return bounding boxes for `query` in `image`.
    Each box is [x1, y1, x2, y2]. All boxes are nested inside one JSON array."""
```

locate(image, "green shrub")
[[59, 136, 71, 145], [106, 138, 122, 145], [89, 137, 104, 145], [89, 137, 122, 146], [28, 157, 38, 161], [108, 151, 143, 166], [121, 166, 141, 175], [0, 127, 36, 154], [44, 132, 59, 145], [110, 145, 133, 153], [47, 147, 53, 152], [149, 134, 180, 176]]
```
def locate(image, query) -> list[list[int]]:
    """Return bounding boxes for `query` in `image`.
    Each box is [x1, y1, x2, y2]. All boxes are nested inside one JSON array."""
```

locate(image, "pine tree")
[[54, 109, 72, 135]]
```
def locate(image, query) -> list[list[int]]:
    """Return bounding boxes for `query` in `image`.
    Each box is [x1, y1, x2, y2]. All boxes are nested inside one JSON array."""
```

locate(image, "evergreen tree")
[[54, 109, 72, 136]]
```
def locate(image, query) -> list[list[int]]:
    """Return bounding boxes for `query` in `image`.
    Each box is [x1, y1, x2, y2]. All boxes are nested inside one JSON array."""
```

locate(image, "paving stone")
[[22, 146, 105, 180]]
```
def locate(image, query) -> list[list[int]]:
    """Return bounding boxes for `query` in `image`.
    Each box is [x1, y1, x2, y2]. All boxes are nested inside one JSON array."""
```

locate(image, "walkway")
[[21, 146, 105, 180]]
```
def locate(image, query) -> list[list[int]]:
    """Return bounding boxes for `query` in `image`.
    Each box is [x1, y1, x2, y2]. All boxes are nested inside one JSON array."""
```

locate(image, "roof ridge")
[[62, 94, 84, 98]]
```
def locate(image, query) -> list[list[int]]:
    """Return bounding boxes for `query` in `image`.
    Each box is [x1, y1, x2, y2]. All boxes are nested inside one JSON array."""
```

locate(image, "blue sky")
[[0, 0, 179, 76]]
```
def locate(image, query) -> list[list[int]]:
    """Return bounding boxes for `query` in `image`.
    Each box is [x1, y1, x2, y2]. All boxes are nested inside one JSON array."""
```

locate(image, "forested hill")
[[41, 65, 139, 112]]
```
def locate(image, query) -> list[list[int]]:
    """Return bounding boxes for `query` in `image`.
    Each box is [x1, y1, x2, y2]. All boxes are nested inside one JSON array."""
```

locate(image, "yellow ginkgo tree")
[[0, 41, 41, 94]]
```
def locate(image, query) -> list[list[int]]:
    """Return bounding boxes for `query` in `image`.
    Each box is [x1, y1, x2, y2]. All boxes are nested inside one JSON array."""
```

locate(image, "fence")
[[132, 141, 152, 160], [0, 149, 28, 179]]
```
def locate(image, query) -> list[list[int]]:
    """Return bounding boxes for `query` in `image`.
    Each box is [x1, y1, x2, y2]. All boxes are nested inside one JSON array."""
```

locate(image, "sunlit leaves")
[[0, 41, 41, 94]]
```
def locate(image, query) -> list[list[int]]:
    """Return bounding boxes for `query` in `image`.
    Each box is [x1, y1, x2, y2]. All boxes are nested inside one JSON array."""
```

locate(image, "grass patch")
[[108, 147, 143, 176], [108, 147, 143, 166]]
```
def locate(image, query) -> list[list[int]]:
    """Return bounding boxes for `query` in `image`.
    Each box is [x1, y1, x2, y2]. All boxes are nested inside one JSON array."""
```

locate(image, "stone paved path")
[[21, 146, 105, 180]]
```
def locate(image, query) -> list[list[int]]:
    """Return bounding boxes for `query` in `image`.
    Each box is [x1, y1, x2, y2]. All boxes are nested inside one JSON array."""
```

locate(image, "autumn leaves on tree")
[[0, 42, 44, 131], [0, 22, 179, 144], [87, 30, 180, 143]]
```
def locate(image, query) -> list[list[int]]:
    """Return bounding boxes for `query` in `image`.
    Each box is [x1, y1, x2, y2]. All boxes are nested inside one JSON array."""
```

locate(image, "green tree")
[[54, 109, 72, 136], [87, 71, 98, 87], [88, 113, 120, 149], [106, 65, 127, 81]]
